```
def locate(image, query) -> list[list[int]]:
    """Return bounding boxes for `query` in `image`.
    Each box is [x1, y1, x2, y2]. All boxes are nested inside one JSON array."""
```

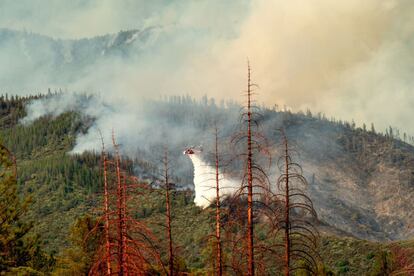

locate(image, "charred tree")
[[272, 131, 320, 275], [89, 132, 164, 275], [163, 149, 175, 276], [100, 134, 112, 275], [229, 62, 271, 275], [214, 127, 223, 276], [148, 146, 181, 276], [246, 62, 254, 276], [113, 134, 127, 275]]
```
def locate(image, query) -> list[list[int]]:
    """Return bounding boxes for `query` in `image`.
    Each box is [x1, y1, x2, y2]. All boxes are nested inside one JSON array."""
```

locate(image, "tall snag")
[[202, 125, 226, 275], [150, 146, 179, 275], [230, 62, 271, 275], [214, 127, 223, 276], [163, 149, 174, 276], [113, 134, 127, 275], [272, 131, 320, 275], [100, 133, 112, 275], [246, 61, 254, 276], [89, 132, 163, 275]]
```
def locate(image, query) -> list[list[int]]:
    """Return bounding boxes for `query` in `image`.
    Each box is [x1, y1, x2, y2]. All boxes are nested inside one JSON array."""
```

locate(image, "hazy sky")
[[1, 0, 414, 135], [0, 0, 249, 39]]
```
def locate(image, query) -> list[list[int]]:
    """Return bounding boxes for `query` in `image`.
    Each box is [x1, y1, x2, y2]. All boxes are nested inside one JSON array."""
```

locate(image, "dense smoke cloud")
[[5, 1, 414, 240], [0, 0, 248, 39], [199, 0, 414, 134], [2, 0, 414, 135]]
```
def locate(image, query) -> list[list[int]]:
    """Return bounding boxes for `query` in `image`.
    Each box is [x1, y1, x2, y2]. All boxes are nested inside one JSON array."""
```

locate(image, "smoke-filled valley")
[[15, 92, 414, 243], [1, 92, 414, 274], [2, 1, 414, 275]]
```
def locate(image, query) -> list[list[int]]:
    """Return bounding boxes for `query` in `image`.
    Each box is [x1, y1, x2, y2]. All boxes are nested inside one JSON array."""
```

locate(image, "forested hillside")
[[1, 93, 414, 275]]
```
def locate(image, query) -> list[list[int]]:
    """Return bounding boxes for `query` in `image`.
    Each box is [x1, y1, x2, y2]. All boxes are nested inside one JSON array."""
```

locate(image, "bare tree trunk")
[[90, 132, 166, 275], [164, 150, 174, 276], [276, 132, 319, 275], [246, 62, 254, 276], [101, 138, 112, 275], [122, 170, 128, 276], [214, 127, 223, 276], [113, 133, 125, 276], [284, 137, 290, 276]]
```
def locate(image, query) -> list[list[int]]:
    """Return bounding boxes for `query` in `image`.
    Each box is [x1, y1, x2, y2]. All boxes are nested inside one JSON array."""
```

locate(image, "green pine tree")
[[0, 143, 54, 274]]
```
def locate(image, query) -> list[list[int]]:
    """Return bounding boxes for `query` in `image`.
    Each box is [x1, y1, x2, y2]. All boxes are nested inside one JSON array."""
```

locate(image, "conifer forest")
[[1, 1, 414, 275]]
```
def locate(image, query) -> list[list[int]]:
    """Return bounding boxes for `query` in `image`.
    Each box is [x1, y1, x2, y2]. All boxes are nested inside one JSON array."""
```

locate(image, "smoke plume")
[[2, 0, 414, 138]]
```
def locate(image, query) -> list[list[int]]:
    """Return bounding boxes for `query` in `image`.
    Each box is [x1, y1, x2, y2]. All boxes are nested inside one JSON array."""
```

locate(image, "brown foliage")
[[88, 132, 163, 275], [389, 244, 414, 276]]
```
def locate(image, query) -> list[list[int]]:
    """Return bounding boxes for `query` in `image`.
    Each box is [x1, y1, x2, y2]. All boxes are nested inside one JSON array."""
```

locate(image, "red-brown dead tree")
[[268, 131, 320, 275], [99, 132, 112, 275], [213, 126, 224, 276], [202, 125, 226, 275], [88, 132, 164, 275], [148, 146, 182, 276], [389, 244, 414, 276], [162, 148, 175, 276], [229, 62, 272, 276]]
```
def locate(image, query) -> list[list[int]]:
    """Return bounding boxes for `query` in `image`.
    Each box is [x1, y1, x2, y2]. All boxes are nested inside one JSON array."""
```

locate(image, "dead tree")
[[112, 133, 127, 275], [214, 127, 223, 276], [163, 149, 174, 276], [389, 244, 414, 276], [100, 133, 112, 275], [246, 62, 254, 276], [229, 62, 271, 275], [147, 146, 181, 276], [88, 132, 164, 275], [201, 125, 225, 275], [271, 131, 320, 275]]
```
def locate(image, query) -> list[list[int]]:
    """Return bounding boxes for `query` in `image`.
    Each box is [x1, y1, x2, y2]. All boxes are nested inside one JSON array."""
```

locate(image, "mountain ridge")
[[2, 94, 413, 244], [0, 27, 161, 89]]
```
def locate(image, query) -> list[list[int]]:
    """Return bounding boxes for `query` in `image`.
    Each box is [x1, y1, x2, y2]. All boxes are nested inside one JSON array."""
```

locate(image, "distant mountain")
[[0, 28, 160, 88]]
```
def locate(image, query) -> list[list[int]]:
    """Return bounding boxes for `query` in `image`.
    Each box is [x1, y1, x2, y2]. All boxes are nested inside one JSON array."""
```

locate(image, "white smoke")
[[4, 1, 414, 136], [20, 93, 107, 125], [19, 93, 153, 155], [185, 152, 239, 208]]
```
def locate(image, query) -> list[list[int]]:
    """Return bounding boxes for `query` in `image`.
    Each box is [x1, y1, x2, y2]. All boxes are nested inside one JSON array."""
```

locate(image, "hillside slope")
[[1, 94, 414, 269], [268, 111, 414, 241]]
